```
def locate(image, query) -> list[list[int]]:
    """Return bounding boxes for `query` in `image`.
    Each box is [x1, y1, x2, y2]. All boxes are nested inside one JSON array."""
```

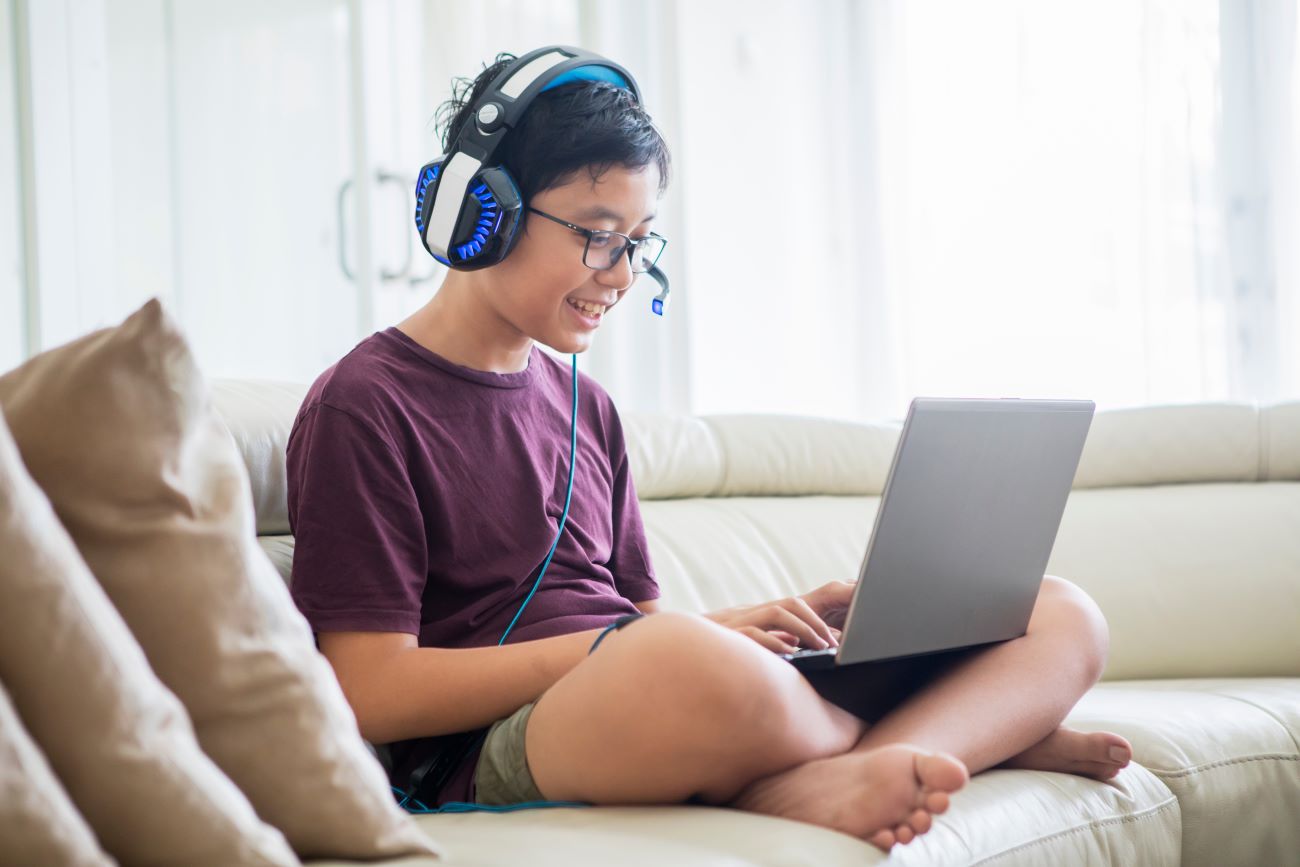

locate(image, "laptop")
[[780, 397, 1094, 718]]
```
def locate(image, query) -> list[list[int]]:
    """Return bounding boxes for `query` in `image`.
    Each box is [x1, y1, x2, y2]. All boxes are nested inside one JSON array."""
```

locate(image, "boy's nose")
[[595, 248, 636, 290]]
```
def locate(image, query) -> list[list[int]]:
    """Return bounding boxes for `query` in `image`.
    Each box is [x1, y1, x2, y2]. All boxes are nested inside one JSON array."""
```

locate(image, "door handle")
[[338, 172, 417, 283], [376, 170, 413, 281], [337, 178, 355, 281]]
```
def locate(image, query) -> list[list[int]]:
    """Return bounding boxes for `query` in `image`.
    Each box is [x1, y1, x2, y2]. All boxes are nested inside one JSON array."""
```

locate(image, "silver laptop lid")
[[837, 397, 1095, 665]]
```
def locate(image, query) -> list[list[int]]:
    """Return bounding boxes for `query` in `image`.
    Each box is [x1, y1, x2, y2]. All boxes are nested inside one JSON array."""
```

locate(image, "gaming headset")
[[413, 45, 671, 314]]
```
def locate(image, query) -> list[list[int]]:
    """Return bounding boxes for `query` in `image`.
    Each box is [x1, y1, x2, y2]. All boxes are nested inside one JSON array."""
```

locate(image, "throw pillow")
[[0, 407, 298, 866], [0, 679, 113, 867], [0, 299, 440, 861]]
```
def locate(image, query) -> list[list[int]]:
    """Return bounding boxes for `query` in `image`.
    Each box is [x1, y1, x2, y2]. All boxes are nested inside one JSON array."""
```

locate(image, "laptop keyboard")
[[782, 647, 837, 660]]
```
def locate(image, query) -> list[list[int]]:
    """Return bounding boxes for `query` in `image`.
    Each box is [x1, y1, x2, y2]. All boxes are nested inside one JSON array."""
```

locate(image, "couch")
[[213, 379, 1300, 866]]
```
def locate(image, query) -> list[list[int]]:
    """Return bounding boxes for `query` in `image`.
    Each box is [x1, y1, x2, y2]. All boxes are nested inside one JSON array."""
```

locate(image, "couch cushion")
[[303, 762, 1176, 867], [1046, 484, 1300, 679], [259, 534, 296, 587], [0, 299, 440, 862], [213, 379, 309, 536], [639, 495, 878, 614], [1066, 678, 1300, 867]]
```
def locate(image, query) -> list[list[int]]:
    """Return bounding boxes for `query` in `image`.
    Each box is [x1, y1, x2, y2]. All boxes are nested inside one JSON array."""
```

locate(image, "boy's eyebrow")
[[575, 205, 657, 225]]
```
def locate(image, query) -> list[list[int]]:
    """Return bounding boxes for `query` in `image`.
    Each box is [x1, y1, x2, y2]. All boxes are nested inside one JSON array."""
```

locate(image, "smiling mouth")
[[567, 300, 606, 328], [568, 299, 608, 317]]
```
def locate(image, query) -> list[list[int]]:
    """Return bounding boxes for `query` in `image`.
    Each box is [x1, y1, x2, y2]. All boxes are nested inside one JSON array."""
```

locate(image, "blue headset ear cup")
[[444, 166, 524, 270], [416, 161, 524, 270]]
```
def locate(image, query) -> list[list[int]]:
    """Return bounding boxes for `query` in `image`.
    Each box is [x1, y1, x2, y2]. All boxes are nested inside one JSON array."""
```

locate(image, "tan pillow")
[[0, 298, 440, 861], [0, 679, 114, 867], [0, 408, 298, 866]]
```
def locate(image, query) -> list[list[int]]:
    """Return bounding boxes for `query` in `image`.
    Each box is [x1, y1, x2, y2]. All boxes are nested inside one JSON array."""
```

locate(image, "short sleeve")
[[286, 402, 428, 635], [605, 407, 660, 604]]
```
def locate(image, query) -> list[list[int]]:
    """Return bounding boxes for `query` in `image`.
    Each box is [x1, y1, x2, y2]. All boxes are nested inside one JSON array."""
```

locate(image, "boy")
[[286, 49, 1132, 852]]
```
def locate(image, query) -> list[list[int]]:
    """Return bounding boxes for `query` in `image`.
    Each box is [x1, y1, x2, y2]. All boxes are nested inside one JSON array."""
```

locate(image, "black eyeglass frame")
[[527, 206, 667, 273]]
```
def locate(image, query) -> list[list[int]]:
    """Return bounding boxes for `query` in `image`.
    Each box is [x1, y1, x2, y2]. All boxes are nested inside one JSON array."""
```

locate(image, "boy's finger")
[[786, 597, 838, 646], [740, 626, 795, 654], [770, 606, 830, 648]]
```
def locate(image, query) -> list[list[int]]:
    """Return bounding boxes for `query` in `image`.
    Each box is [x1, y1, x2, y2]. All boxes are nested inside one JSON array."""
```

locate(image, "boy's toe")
[[923, 790, 950, 814], [915, 750, 970, 794], [869, 829, 896, 850], [1106, 738, 1132, 765]]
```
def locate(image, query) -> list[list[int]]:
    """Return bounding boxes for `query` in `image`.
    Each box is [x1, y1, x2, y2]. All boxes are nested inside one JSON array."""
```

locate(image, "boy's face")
[[486, 162, 662, 355]]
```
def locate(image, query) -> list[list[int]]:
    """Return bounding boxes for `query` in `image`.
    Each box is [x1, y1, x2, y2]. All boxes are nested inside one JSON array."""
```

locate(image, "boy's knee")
[[1040, 575, 1110, 679], [607, 612, 792, 731], [612, 611, 763, 683]]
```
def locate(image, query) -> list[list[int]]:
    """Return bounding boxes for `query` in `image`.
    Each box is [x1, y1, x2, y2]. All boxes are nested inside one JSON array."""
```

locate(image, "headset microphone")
[[647, 264, 670, 316]]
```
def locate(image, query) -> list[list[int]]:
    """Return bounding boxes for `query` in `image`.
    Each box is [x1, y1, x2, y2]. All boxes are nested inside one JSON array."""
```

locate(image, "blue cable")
[[496, 352, 578, 648], [391, 785, 586, 814], [397, 353, 591, 815]]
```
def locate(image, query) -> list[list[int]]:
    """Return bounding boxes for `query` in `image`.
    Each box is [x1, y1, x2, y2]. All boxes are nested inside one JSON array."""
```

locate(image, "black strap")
[[404, 728, 490, 806], [588, 612, 646, 655]]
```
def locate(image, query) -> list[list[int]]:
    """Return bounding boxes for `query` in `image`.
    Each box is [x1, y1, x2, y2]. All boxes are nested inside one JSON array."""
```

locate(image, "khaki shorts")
[[473, 615, 645, 806], [473, 698, 545, 806]]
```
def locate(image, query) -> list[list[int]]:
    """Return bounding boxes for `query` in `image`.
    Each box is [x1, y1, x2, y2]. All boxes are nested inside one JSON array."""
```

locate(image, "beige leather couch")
[[214, 380, 1300, 867]]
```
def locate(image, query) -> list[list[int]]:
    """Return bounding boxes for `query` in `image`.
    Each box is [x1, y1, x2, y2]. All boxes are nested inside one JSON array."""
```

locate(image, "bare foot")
[[728, 744, 969, 852], [997, 725, 1132, 781]]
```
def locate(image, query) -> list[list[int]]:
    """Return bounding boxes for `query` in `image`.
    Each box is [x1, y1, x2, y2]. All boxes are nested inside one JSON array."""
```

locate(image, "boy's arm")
[[318, 628, 611, 744], [632, 598, 661, 614]]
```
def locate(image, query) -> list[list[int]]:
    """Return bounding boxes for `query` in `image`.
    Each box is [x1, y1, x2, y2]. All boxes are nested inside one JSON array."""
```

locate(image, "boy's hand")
[[798, 579, 856, 631], [703, 595, 841, 655]]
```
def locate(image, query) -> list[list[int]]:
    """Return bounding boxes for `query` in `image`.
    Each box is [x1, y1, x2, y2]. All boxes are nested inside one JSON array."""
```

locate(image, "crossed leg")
[[727, 575, 1132, 848], [523, 575, 1130, 851]]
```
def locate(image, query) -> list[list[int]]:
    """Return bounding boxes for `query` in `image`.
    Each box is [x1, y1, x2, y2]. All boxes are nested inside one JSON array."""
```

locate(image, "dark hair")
[[434, 51, 671, 203]]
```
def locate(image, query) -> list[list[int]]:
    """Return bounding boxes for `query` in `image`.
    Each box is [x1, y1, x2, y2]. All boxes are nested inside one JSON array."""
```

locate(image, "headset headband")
[[461, 46, 639, 163], [423, 47, 640, 260]]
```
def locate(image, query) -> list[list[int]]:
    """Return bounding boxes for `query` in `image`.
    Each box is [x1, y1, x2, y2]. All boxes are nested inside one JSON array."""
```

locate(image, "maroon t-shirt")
[[285, 326, 660, 805]]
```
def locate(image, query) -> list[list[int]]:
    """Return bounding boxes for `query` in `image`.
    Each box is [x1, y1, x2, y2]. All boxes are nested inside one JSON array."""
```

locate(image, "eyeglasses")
[[527, 206, 667, 274]]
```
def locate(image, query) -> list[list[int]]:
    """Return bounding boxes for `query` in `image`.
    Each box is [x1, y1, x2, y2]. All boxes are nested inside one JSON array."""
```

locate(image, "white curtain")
[[1233, 0, 1300, 406], [598, 0, 1300, 421], [8, 0, 1300, 422], [859, 0, 1300, 417]]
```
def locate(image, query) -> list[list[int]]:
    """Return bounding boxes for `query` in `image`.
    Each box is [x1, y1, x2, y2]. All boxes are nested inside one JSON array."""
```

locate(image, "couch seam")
[[1146, 752, 1299, 779], [701, 417, 730, 497], [966, 794, 1179, 866], [1210, 691, 1300, 756], [1257, 402, 1270, 481]]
